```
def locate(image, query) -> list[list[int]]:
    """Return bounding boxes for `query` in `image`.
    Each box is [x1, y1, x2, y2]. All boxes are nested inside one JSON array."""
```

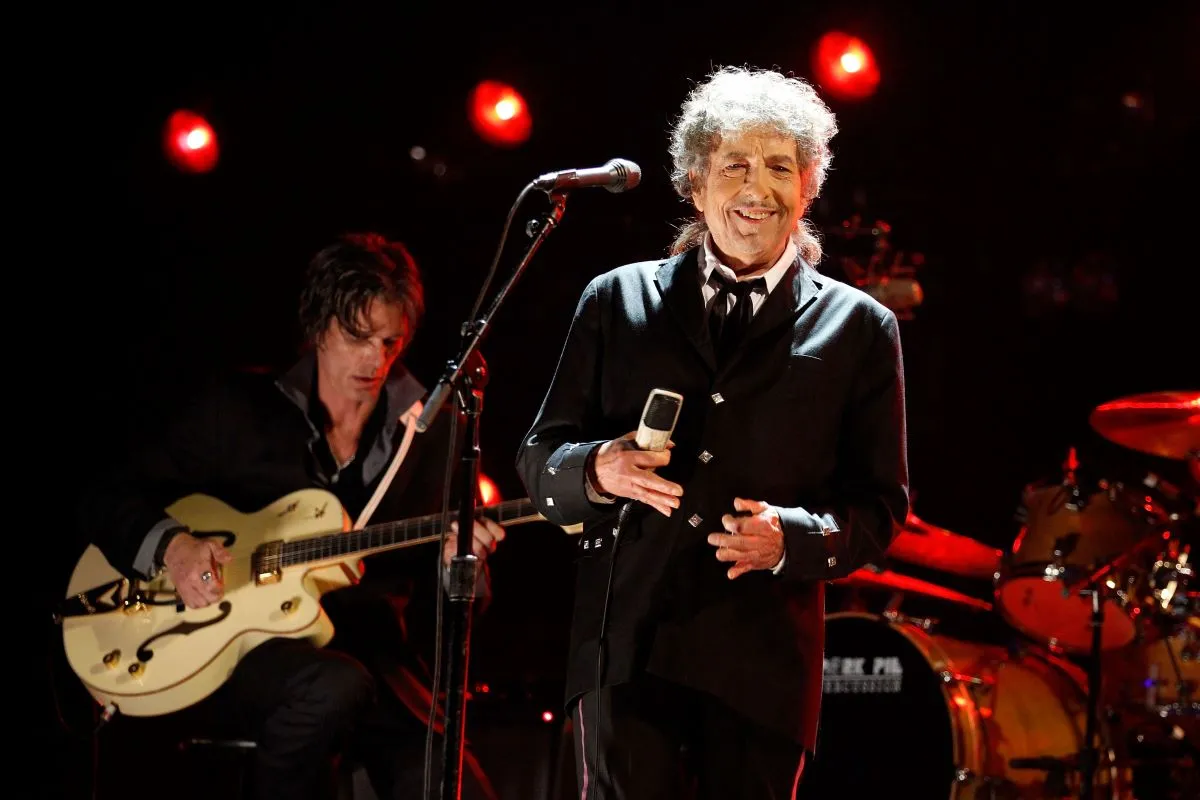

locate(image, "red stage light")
[[478, 472, 501, 506], [469, 81, 532, 147], [812, 32, 880, 101], [164, 110, 219, 173]]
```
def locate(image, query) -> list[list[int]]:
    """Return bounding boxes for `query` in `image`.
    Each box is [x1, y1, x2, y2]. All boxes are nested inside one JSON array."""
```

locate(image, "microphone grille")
[[606, 158, 642, 193], [643, 393, 681, 430]]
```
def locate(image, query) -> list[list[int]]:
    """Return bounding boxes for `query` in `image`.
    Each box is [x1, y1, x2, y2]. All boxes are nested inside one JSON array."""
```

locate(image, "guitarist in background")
[[76, 232, 505, 800]]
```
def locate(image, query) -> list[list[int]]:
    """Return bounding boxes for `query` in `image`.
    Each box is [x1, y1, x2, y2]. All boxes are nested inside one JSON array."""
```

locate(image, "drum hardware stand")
[[882, 593, 936, 631], [1008, 755, 1073, 796], [1052, 535, 1080, 591], [1078, 578, 1106, 800], [1008, 586, 1107, 800], [1154, 637, 1198, 717]]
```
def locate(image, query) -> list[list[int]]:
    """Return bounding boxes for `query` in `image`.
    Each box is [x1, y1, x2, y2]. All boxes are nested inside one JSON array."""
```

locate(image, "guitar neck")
[[277, 498, 541, 567]]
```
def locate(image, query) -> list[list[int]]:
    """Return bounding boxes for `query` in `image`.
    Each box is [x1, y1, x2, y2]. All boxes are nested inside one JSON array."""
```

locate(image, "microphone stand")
[[418, 187, 569, 800]]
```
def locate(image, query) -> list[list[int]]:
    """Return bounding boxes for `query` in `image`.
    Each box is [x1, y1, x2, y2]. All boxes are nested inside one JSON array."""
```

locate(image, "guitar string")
[[141, 500, 538, 578]]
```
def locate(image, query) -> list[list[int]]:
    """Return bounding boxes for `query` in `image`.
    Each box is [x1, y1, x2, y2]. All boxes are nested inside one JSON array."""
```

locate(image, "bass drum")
[[798, 612, 1131, 799]]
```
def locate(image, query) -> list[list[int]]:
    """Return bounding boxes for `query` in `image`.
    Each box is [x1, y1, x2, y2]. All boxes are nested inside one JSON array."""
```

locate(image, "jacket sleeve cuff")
[[536, 441, 611, 525], [134, 518, 189, 580], [776, 505, 843, 580]]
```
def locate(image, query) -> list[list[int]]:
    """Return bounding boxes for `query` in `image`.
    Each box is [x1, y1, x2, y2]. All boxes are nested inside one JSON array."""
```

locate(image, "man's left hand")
[[707, 498, 784, 579], [445, 518, 506, 566]]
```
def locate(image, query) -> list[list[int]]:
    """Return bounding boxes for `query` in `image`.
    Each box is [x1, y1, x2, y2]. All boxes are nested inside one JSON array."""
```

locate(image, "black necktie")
[[708, 272, 766, 362]]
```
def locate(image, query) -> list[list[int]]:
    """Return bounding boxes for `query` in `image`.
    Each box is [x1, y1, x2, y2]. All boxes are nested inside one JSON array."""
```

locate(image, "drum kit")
[[800, 390, 1200, 800]]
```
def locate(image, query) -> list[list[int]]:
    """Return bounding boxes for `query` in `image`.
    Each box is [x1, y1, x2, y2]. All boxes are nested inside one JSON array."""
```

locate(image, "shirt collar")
[[700, 232, 797, 294], [275, 349, 426, 434]]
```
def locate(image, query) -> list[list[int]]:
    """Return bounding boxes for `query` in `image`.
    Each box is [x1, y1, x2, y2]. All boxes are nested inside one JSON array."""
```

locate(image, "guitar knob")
[[281, 597, 300, 615], [128, 662, 144, 678], [103, 650, 121, 669]]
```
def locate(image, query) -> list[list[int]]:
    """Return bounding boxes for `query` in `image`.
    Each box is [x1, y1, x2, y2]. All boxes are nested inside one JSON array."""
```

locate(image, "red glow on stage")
[[469, 81, 532, 147], [163, 110, 219, 173], [812, 32, 880, 101]]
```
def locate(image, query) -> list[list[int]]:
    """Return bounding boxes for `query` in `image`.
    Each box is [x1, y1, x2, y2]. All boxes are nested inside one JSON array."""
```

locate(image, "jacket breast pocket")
[[781, 353, 825, 400]]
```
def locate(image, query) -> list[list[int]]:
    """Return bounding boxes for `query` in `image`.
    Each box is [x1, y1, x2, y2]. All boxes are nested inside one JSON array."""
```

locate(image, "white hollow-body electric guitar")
[[60, 489, 549, 717]]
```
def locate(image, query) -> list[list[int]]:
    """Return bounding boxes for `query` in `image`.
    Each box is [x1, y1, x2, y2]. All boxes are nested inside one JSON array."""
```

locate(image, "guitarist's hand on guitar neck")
[[445, 517, 506, 564], [162, 532, 234, 609]]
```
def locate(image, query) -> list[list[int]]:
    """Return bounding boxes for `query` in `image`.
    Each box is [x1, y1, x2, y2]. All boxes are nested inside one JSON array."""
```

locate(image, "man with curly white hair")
[[518, 65, 909, 798]]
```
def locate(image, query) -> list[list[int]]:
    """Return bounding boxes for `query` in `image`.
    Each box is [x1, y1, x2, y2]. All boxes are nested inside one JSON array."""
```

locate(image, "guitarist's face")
[[316, 298, 408, 401]]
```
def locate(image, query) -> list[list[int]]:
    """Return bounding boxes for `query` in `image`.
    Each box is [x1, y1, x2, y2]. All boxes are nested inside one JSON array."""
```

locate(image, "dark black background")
[[36, 1, 1196, 796]]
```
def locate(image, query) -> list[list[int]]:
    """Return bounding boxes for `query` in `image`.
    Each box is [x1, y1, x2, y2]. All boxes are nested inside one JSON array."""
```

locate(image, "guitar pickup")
[[252, 541, 283, 585]]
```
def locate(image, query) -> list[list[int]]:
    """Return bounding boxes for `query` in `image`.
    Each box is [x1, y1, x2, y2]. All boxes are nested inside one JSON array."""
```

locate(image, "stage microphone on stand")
[[532, 158, 641, 194], [414, 159, 641, 438]]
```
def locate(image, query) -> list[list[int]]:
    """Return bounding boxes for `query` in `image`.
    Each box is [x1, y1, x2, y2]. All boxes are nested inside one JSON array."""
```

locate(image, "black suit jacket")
[[74, 355, 478, 707], [515, 246, 909, 748]]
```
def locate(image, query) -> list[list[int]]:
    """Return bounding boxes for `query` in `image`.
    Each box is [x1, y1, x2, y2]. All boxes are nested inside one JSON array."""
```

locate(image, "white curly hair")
[[667, 66, 838, 265]]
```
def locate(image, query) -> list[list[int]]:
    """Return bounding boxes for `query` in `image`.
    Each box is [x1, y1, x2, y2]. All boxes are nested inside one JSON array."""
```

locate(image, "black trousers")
[[216, 636, 497, 800], [571, 674, 806, 800], [223, 637, 372, 799]]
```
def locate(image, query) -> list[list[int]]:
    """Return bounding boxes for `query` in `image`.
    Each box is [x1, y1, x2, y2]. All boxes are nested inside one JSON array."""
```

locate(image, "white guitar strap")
[[353, 398, 424, 530]]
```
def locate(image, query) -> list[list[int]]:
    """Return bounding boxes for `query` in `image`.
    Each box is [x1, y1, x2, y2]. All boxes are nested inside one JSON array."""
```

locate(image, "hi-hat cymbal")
[[1089, 390, 1200, 461], [833, 566, 993, 612], [884, 512, 1003, 580]]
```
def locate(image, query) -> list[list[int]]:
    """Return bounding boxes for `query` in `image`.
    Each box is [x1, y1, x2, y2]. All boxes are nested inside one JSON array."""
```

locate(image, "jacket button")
[[698, 450, 714, 464], [711, 393, 724, 404], [688, 514, 703, 527], [827, 556, 837, 568]]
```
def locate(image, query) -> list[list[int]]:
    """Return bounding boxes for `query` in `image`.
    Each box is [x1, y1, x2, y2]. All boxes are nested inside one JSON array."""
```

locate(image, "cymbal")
[[1089, 390, 1200, 461], [833, 566, 993, 612], [884, 512, 1004, 580]]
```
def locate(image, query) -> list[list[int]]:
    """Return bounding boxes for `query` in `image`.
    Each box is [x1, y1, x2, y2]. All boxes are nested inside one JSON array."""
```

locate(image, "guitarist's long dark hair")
[[298, 232, 426, 356]]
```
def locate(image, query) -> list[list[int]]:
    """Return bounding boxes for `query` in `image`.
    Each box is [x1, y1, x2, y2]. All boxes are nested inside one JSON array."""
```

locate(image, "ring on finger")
[[201, 571, 213, 582]]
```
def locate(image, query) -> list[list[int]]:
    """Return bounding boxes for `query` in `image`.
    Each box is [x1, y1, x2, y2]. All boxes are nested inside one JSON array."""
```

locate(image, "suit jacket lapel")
[[718, 255, 822, 377], [655, 249, 716, 372]]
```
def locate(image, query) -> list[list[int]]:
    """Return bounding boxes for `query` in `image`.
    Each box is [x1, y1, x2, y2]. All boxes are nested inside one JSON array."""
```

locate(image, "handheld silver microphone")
[[635, 389, 683, 451]]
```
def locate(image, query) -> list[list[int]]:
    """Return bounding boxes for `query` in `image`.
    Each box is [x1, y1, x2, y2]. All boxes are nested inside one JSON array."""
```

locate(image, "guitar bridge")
[[122, 584, 148, 615], [252, 541, 283, 585]]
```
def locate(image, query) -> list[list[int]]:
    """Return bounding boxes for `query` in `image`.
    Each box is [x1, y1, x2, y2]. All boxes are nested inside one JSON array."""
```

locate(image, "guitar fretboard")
[[277, 499, 540, 567]]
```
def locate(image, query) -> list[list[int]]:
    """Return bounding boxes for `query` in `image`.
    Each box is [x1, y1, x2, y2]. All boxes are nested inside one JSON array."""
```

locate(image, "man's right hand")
[[591, 431, 684, 517], [163, 532, 233, 608]]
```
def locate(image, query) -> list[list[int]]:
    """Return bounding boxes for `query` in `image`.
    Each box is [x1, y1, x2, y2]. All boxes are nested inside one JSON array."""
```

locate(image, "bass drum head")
[[798, 613, 958, 799]]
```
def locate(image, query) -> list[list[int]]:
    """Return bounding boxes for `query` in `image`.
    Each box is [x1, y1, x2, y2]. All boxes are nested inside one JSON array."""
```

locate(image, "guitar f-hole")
[[135, 600, 234, 662]]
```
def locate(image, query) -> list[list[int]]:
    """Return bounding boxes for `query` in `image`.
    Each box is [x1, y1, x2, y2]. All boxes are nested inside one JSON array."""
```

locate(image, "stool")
[[177, 736, 372, 799], [178, 736, 259, 800]]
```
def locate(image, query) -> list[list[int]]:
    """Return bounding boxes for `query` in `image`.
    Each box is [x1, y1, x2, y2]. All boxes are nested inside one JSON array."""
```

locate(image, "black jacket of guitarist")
[[515, 246, 909, 751], [77, 352, 476, 675]]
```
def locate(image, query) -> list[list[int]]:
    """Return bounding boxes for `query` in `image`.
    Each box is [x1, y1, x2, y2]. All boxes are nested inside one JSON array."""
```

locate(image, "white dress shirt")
[[700, 233, 797, 318]]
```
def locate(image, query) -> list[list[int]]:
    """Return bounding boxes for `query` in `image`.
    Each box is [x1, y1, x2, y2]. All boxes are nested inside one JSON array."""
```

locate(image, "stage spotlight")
[[469, 80, 532, 147], [812, 32, 880, 101], [164, 110, 219, 173]]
